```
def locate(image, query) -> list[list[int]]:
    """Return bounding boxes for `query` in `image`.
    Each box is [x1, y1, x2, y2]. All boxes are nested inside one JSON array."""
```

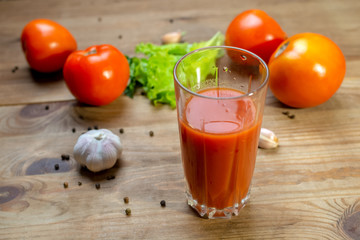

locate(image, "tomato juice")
[[178, 87, 261, 211]]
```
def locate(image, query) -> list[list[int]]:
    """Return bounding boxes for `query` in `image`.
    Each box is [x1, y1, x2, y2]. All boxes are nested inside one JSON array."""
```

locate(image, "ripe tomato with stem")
[[268, 32, 346, 108], [63, 44, 130, 106]]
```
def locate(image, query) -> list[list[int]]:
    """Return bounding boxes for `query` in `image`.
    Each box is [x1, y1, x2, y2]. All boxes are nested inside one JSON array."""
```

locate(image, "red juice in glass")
[[179, 87, 261, 213], [174, 46, 269, 219]]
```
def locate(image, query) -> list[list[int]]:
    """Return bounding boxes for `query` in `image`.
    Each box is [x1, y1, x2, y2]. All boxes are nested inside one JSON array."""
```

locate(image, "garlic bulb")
[[258, 128, 279, 149], [73, 129, 122, 172]]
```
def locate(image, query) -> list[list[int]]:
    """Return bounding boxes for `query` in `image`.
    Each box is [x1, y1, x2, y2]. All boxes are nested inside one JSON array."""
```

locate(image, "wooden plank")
[[0, 0, 359, 105], [0, 78, 360, 239]]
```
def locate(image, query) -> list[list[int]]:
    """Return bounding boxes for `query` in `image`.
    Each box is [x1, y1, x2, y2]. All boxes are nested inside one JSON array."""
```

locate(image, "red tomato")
[[268, 33, 346, 108], [63, 44, 130, 106], [225, 9, 287, 63], [21, 19, 77, 73]]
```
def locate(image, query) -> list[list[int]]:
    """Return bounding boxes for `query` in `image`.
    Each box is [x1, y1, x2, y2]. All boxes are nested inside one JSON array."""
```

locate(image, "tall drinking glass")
[[173, 46, 269, 219]]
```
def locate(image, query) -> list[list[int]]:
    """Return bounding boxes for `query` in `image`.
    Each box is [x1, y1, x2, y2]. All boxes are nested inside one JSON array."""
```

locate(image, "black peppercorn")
[[149, 131, 154, 137], [106, 175, 116, 180], [72, 128, 76, 133], [160, 200, 166, 207], [125, 208, 131, 216], [12, 66, 19, 73], [54, 164, 59, 170], [63, 182, 68, 188], [119, 128, 124, 134], [95, 183, 101, 189], [124, 197, 129, 204], [288, 114, 295, 119]]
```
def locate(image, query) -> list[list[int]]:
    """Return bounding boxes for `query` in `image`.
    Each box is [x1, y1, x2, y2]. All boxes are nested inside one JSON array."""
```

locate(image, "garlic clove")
[[161, 31, 183, 44], [258, 128, 279, 149]]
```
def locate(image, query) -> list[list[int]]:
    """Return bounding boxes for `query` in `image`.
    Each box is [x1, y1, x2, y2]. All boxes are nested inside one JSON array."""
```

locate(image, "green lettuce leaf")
[[125, 32, 224, 108]]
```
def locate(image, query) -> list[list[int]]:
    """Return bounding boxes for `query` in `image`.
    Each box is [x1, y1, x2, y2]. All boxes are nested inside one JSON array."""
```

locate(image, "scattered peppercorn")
[[169, 19, 174, 23], [12, 66, 19, 73], [45, 105, 49, 110], [72, 128, 76, 133], [78, 181, 82, 186], [61, 154, 70, 161], [87, 127, 92, 131], [63, 182, 68, 188], [95, 183, 101, 189], [140, 91, 146, 96], [160, 200, 166, 207], [282, 111, 289, 116], [123, 197, 129, 204], [54, 164, 59, 170], [119, 128, 124, 134], [118, 35, 122, 39], [288, 114, 295, 119], [149, 131, 154, 137], [106, 175, 116, 180], [125, 208, 131, 216], [94, 125, 98, 130]]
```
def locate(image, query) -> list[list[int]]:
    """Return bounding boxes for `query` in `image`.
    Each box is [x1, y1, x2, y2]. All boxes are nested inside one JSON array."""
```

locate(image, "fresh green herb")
[[125, 32, 224, 108]]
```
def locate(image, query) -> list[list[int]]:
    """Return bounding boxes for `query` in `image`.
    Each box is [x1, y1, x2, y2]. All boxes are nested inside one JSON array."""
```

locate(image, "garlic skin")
[[258, 128, 279, 149], [73, 129, 122, 172]]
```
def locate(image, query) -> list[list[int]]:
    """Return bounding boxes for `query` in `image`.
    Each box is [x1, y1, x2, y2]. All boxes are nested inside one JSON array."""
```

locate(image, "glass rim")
[[173, 45, 269, 100]]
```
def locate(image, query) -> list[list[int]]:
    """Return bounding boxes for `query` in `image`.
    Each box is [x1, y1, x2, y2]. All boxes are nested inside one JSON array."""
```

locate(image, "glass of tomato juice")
[[173, 46, 269, 219]]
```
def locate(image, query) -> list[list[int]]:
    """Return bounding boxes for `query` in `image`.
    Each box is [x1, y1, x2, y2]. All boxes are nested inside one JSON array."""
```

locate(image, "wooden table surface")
[[1, 0, 360, 239]]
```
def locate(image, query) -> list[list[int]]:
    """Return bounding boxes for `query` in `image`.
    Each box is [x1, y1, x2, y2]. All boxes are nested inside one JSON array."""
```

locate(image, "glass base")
[[185, 190, 250, 219]]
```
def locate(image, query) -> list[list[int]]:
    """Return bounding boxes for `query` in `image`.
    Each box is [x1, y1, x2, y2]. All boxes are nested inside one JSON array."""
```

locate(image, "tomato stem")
[[85, 49, 97, 56], [274, 41, 289, 58]]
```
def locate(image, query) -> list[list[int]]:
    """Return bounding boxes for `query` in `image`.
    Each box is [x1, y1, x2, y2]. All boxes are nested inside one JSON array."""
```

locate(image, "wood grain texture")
[[1, 0, 360, 239]]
